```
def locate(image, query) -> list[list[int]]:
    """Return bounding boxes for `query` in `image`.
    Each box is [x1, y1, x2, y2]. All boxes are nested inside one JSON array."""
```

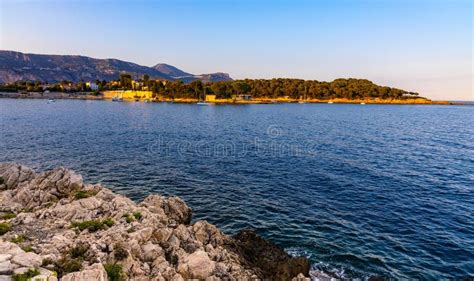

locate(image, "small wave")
[[285, 246, 314, 259], [311, 262, 349, 280], [285, 247, 350, 280], [309, 268, 340, 281]]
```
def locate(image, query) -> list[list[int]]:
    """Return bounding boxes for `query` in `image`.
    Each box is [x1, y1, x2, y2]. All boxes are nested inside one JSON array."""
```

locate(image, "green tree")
[[189, 80, 204, 99], [143, 74, 150, 89], [119, 73, 132, 90]]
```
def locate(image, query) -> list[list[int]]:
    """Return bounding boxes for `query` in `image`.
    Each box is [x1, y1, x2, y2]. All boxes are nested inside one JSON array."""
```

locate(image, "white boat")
[[361, 102, 366, 105], [328, 101, 334, 104], [47, 99, 55, 103], [112, 91, 124, 102], [112, 95, 123, 102], [197, 102, 209, 106], [298, 101, 306, 104]]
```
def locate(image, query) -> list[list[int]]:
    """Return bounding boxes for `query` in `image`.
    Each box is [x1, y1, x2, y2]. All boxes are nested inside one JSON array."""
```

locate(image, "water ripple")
[[1, 100, 473, 279]]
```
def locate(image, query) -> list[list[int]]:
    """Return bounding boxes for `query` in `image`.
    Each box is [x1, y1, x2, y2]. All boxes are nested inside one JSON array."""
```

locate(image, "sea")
[[1, 99, 473, 279]]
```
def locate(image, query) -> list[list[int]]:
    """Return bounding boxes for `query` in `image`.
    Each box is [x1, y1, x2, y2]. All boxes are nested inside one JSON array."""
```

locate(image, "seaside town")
[[0, 75, 255, 103]]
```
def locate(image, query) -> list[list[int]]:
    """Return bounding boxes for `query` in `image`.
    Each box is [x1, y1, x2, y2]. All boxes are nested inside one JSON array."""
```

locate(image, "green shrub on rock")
[[21, 245, 33, 252], [1, 212, 16, 220], [47, 244, 92, 277], [54, 257, 82, 277], [42, 257, 54, 267], [0, 222, 11, 235], [133, 212, 142, 220], [74, 190, 98, 200], [70, 244, 88, 259], [104, 263, 124, 281], [122, 213, 133, 223], [113, 244, 128, 261], [71, 218, 114, 232], [71, 220, 103, 232], [12, 268, 40, 281], [11, 234, 26, 243], [103, 218, 114, 227]]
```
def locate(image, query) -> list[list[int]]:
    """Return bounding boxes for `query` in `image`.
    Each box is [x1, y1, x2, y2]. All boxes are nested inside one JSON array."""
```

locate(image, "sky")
[[0, 0, 472, 100]]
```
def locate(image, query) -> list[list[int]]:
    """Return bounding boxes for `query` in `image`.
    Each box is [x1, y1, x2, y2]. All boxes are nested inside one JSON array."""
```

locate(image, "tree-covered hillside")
[[157, 78, 420, 100]]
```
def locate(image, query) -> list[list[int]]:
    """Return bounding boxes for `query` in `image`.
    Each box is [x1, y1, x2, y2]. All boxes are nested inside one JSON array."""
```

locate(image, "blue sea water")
[[1, 99, 473, 279]]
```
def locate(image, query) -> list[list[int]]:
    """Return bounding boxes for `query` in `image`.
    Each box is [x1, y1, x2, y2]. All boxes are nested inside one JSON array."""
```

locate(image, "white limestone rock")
[[178, 250, 215, 279], [11, 252, 42, 268], [61, 263, 107, 281]]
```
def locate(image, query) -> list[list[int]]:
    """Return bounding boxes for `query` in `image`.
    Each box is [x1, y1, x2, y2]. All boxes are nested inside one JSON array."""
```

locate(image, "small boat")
[[328, 101, 334, 104], [144, 99, 150, 103], [47, 99, 55, 103], [360, 102, 366, 105], [197, 102, 209, 106], [112, 96, 123, 102], [298, 101, 306, 104]]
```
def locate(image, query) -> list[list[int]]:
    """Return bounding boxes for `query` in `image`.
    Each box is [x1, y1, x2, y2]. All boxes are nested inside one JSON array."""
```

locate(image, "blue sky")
[[1, 0, 472, 100]]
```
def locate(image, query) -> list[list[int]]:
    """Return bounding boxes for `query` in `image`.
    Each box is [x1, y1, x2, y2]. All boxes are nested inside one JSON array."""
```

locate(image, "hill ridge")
[[0, 50, 232, 83]]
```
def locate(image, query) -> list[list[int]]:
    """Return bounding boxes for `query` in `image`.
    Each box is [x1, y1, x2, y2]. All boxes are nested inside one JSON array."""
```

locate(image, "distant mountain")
[[0, 51, 172, 83], [152, 63, 232, 83], [0, 50, 232, 83], [153, 63, 192, 77]]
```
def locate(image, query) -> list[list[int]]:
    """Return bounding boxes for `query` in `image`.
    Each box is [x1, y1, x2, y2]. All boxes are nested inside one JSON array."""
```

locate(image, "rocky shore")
[[0, 163, 311, 281]]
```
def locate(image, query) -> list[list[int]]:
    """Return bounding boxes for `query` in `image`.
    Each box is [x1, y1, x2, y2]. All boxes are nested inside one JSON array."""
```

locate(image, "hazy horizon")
[[1, 0, 472, 100]]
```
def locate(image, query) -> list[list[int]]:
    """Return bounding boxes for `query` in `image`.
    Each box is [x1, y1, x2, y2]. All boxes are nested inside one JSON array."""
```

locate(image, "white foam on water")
[[311, 262, 349, 280], [285, 246, 313, 259], [285, 247, 354, 280]]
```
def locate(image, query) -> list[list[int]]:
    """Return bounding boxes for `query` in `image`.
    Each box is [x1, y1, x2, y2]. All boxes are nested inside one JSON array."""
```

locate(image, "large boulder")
[[140, 195, 192, 225], [0, 163, 36, 190], [0, 261, 15, 275], [0, 242, 23, 257], [11, 252, 42, 268], [7, 167, 84, 210], [191, 220, 226, 247], [178, 250, 215, 279], [0, 255, 11, 263], [27, 167, 83, 198], [62, 263, 108, 281], [232, 230, 311, 281], [141, 242, 163, 262]]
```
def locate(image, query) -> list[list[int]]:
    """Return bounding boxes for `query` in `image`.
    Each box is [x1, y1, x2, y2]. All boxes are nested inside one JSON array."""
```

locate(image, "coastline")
[[0, 163, 315, 281], [0, 92, 471, 106]]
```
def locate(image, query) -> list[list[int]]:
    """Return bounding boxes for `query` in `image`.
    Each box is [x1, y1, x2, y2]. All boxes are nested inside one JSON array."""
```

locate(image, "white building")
[[86, 82, 99, 91]]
